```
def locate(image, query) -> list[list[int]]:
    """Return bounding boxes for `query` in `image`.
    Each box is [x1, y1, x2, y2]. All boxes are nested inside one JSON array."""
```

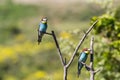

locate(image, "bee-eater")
[[38, 17, 48, 44], [78, 48, 90, 77]]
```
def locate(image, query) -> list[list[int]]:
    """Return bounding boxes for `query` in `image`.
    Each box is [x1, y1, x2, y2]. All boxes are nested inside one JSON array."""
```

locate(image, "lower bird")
[[78, 48, 90, 77], [38, 17, 48, 44]]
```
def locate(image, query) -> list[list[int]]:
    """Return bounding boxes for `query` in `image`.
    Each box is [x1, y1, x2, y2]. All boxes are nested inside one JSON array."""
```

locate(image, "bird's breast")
[[79, 52, 88, 61], [39, 23, 47, 32]]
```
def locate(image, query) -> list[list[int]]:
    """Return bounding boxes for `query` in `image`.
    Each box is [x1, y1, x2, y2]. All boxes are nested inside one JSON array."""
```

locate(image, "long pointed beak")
[[88, 49, 91, 51]]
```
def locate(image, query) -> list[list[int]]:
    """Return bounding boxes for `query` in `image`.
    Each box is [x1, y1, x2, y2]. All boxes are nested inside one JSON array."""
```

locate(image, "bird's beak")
[[84, 49, 91, 54], [88, 49, 91, 53], [88, 49, 91, 51]]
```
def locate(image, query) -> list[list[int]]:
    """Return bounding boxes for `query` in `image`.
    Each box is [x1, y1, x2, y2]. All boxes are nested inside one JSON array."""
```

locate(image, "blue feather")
[[78, 52, 88, 77], [39, 22, 47, 32]]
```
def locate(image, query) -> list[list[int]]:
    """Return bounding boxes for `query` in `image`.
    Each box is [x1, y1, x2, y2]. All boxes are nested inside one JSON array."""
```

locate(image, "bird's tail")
[[77, 70, 81, 77], [38, 35, 43, 45], [78, 62, 82, 77], [38, 31, 43, 45], [38, 36, 41, 45]]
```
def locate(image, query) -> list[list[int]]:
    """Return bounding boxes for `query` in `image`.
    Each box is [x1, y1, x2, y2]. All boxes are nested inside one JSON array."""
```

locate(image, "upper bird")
[[38, 17, 48, 44], [78, 48, 90, 77]]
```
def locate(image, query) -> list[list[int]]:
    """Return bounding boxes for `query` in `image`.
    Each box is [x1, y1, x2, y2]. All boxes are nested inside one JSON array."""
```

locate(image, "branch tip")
[[94, 68, 101, 74]]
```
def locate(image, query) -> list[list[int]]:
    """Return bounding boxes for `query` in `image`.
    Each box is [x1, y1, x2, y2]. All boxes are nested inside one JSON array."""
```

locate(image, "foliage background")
[[0, 0, 120, 80]]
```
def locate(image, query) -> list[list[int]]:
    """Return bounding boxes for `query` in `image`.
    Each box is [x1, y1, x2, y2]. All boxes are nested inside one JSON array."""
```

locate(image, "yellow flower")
[[0, 47, 17, 63], [3, 75, 17, 80], [60, 31, 71, 39], [15, 34, 25, 42], [24, 71, 47, 80], [33, 71, 46, 78]]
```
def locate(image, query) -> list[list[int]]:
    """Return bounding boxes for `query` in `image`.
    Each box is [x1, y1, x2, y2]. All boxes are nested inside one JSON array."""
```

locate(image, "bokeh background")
[[0, 0, 120, 80]]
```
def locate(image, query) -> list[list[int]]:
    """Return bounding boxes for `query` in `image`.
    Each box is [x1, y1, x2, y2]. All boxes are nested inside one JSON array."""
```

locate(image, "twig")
[[45, 32, 52, 35], [94, 68, 101, 74], [51, 31, 65, 66], [51, 31, 68, 80], [66, 20, 98, 68]]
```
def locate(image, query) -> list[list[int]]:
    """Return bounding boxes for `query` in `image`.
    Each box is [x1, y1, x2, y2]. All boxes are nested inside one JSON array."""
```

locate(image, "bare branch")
[[90, 36, 95, 80], [66, 20, 98, 68], [90, 36, 94, 68], [48, 20, 98, 80], [94, 68, 101, 74], [51, 31, 65, 66]]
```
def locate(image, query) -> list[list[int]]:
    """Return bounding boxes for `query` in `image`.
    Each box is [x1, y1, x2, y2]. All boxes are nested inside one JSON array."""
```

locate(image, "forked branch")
[[44, 20, 98, 80], [66, 20, 98, 68]]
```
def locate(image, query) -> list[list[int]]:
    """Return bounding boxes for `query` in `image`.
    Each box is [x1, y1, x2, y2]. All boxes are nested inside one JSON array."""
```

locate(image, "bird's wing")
[[78, 52, 82, 59]]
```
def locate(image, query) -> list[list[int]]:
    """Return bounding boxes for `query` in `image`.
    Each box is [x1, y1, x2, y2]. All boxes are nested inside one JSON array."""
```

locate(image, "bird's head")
[[82, 48, 90, 54], [41, 17, 48, 23]]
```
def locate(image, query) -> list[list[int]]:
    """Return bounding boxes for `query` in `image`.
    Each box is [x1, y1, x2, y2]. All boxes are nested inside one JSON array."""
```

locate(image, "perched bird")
[[38, 17, 48, 44], [78, 48, 90, 77]]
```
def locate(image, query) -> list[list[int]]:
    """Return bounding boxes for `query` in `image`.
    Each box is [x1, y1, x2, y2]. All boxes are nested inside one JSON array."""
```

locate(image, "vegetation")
[[91, 10, 120, 80], [89, 1, 120, 80]]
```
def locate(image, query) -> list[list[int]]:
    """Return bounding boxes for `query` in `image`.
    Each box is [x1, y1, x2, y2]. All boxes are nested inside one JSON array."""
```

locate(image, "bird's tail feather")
[[38, 35, 42, 45], [38, 32, 43, 45], [78, 62, 83, 77], [78, 70, 81, 77]]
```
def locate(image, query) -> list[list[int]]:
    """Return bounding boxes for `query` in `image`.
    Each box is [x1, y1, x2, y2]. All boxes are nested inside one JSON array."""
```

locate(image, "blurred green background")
[[0, 0, 120, 80]]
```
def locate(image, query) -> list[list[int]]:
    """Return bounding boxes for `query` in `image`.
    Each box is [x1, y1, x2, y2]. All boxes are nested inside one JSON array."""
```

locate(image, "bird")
[[38, 17, 48, 45], [78, 48, 90, 77]]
